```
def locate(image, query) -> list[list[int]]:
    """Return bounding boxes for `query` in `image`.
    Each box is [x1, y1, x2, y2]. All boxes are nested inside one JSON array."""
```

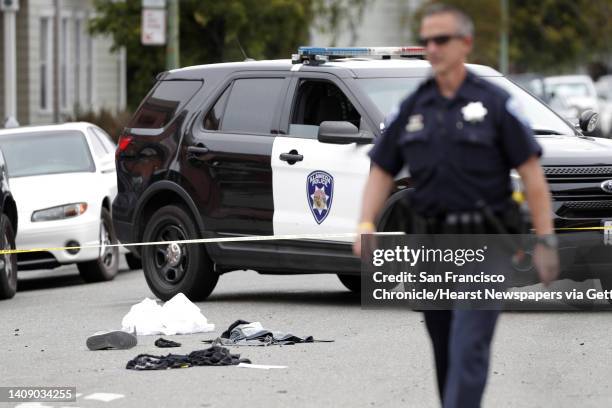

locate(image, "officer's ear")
[[462, 35, 473, 53]]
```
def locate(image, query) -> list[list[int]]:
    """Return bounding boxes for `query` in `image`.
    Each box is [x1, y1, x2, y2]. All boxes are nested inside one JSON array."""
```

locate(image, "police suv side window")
[[289, 80, 361, 139], [203, 85, 231, 131], [215, 78, 284, 134]]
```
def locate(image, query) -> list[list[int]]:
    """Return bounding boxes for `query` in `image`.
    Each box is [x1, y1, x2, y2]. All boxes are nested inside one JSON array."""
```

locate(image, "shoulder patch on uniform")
[[505, 96, 530, 127]]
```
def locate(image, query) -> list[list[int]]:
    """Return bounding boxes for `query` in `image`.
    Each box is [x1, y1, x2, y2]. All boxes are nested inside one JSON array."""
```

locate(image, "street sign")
[[0, 0, 20, 12], [141, 8, 166, 46], [142, 0, 166, 8]]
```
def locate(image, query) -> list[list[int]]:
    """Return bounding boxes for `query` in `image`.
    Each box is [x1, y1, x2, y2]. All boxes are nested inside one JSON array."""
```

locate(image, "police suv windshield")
[[358, 76, 576, 135]]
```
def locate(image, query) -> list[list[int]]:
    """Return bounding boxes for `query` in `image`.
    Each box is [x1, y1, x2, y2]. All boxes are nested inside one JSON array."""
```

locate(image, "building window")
[[39, 18, 53, 111]]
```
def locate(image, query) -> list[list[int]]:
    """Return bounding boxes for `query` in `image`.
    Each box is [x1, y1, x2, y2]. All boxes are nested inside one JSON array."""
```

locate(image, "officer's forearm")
[[518, 157, 554, 235], [358, 165, 395, 229]]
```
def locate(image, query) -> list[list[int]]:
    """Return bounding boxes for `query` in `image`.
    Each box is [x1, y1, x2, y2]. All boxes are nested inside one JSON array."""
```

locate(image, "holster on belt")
[[404, 200, 527, 236]]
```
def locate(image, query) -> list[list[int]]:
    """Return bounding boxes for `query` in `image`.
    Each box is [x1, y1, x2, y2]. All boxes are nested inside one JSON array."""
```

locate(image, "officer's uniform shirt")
[[369, 69, 542, 216]]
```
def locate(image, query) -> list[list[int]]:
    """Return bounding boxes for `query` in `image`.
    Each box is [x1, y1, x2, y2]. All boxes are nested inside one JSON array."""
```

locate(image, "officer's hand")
[[533, 244, 560, 286], [353, 223, 376, 258]]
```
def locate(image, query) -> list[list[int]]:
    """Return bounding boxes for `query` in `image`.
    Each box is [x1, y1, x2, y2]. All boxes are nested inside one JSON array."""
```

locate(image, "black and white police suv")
[[113, 46, 612, 301]]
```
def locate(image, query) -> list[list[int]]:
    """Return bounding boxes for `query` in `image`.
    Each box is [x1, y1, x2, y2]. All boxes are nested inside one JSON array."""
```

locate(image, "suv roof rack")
[[292, 46, 426, 65]]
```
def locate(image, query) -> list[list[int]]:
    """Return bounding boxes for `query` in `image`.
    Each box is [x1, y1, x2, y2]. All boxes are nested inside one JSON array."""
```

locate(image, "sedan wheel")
[[0, 214, 17, 300], [78, 208, 119, 282]]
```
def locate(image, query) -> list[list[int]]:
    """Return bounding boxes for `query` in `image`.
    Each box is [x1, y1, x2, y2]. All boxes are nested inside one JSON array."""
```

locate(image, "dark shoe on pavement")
[[86, 330, 137, 350], [154, 337, 181, 348]]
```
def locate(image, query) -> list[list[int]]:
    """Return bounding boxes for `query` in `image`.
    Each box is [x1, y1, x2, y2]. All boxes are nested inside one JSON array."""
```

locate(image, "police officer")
[[353, 4, 560, 408]]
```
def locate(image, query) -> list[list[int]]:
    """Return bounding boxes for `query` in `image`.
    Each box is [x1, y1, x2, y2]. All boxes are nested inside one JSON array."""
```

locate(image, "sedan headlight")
[[31, 203, 88, 222], [510, 170, 525, 204]]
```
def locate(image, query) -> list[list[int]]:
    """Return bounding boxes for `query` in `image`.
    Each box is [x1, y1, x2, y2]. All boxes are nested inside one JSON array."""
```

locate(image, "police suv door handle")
[[279, 150, 303, 165], [187, 145, 210, 155]]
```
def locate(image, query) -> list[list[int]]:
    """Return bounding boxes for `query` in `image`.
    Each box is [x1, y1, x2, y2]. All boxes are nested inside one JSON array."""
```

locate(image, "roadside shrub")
[[70, 109, 132, 143]]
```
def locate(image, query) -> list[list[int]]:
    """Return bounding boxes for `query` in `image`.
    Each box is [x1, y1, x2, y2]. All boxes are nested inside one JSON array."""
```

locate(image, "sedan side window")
[[88, 131, 107, 158]]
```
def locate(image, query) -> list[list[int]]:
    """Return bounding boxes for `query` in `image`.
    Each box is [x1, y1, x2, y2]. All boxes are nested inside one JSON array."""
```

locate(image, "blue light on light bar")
[[297, 46, 426, 58]]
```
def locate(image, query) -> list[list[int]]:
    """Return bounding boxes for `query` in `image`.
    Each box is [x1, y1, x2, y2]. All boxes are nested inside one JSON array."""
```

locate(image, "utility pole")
[[53, 0, 61, 123], [499, 0, 509, 75], [2, 0, 19, 128], [166, 0, 179, 70]]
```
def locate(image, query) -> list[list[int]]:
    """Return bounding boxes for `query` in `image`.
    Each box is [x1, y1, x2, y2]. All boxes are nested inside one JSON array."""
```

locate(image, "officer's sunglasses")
[[417, 34, 465, 46]]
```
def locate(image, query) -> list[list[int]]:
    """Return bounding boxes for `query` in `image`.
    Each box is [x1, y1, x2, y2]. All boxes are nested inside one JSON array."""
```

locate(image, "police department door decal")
[[306, 170, 334, 224]]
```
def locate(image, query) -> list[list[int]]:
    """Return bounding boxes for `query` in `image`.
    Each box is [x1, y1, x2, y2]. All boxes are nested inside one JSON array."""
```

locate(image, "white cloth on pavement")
[[237, 363, 287, 370], [121, 293, 215, 335]]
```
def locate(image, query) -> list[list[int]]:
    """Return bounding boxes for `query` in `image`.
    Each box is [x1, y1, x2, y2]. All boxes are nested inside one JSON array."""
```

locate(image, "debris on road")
[[126, 346, 250, 370], [237, 363, 287, 370], [121, 293, 215, 335], [155, 338, 182, 348], [86, 330, 138, 350], [203, 319, 334, 346]]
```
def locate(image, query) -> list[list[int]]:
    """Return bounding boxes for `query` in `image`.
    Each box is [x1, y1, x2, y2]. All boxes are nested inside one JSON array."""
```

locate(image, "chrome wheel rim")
[[153, 225, 188, 284], [99, 220, 114, 267]]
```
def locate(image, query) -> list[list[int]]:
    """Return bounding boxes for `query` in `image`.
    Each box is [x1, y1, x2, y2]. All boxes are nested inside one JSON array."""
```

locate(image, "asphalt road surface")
[[2, 261, 612, 408]]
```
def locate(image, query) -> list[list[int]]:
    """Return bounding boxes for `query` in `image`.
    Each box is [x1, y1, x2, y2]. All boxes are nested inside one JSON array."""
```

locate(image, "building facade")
[[0, 0, 126, 127]]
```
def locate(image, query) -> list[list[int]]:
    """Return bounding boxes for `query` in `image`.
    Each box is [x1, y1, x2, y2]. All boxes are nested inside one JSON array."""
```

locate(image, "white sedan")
[[0, 122, 122, 281]]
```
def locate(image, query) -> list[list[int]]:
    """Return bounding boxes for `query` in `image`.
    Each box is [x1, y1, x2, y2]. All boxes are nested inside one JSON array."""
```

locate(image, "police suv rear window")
[[130, 80, 202, 129]]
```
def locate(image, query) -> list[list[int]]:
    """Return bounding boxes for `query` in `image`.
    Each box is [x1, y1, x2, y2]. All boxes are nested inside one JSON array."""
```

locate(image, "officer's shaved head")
[[422, 3, 474, 38]]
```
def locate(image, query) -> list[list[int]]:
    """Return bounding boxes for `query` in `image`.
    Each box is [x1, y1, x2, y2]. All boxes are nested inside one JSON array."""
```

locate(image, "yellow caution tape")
[[2, 225, 611, 256], [0, 231, 404, 255]]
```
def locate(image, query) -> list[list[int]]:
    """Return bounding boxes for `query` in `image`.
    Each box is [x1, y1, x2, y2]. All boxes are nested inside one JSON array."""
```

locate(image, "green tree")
[[410, 0, 612, 74], [90, 0, 369, 109]]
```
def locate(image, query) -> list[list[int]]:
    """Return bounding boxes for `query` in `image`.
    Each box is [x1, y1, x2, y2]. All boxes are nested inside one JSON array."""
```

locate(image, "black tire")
[[0, 214, 17, 300], [338, 196, 410, 294], [141, 205, 218, 301], [125, 253, 142, 270], [337, 274, 361, 293], [600, 276, 612, 305], [78, 208, 119, 282]]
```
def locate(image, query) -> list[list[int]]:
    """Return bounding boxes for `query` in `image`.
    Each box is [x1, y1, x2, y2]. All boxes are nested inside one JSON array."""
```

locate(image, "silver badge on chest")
[[461, 101, 488, 123]]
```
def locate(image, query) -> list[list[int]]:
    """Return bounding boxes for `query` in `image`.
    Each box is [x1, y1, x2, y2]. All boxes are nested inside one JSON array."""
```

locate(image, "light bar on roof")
[[298, 46, 426, 58]]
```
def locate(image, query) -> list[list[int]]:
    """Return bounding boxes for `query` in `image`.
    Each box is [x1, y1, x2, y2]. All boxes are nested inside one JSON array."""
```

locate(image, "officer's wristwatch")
[[535, 235, 558, 249]]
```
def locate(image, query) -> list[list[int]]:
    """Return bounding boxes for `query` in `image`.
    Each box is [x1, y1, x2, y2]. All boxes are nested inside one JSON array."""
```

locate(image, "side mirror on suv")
[[318, 121, 374, 145], [578, 109, 599, 134]]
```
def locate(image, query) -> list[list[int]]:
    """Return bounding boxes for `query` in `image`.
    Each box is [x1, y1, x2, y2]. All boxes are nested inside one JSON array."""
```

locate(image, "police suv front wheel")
[[142, 205, 218, 301], [337, 274, 360, 293]]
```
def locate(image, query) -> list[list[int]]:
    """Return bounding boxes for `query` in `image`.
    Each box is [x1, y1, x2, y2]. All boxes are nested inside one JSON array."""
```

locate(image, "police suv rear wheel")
[[125, 253, 142, 270], [142, 205, 218, 301]]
